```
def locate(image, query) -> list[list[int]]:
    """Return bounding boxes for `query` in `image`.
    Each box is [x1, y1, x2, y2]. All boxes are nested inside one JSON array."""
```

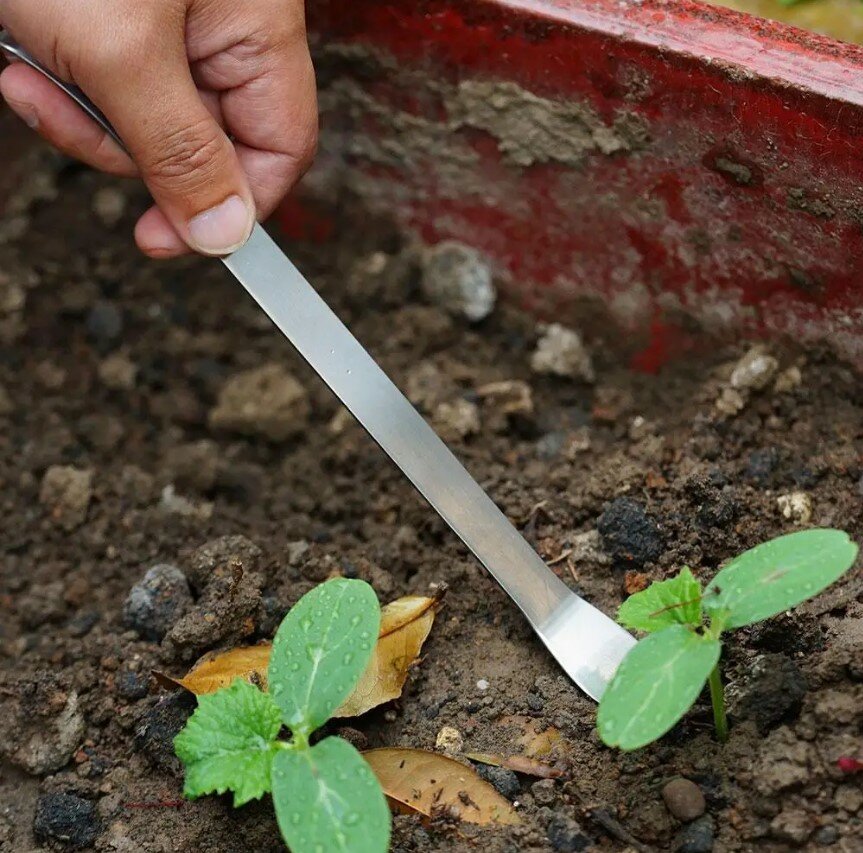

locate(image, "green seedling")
[[598, 529, 858, 751], [174, 578, 390, 853]]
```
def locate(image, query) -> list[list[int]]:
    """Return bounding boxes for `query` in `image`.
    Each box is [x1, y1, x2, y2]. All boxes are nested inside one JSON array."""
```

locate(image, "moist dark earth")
[[1, 151, 862, 853]]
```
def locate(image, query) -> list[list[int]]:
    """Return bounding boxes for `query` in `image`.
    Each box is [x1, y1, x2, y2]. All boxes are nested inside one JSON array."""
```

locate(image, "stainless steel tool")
[[0, 33, 635, 700]]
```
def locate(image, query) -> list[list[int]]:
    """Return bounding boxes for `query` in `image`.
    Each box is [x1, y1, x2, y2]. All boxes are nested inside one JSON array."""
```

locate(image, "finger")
[[193, 28, 318, 220], [0, 63, 137, 176], [80, 25, 256, 257], [134, 204, 189, 259]]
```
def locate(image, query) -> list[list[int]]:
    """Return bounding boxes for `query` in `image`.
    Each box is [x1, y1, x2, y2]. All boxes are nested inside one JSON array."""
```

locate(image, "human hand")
[[0, 0, 318, 257]]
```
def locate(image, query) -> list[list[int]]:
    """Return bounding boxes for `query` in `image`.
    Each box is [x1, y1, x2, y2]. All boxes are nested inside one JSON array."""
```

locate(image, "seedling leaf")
[[598, 626, 720, 751], [703, 529, 858, 629], [173, 679, 282, 806], [272, 737, 390, 853], [268, 578, 380, 736], [618, 567, 703, 632]]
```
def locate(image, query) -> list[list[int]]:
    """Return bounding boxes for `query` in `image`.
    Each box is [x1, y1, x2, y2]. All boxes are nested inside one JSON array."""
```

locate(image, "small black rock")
[[115, 669, 150, 701], [726, 653, 807, 733], [476, 765, 520, 800], [85, 301, 123, 350], [745, 447, 781, 485], [597, 497, 663, 569], [677, 815, 715, 853], [547, 814, 592, 852], [33, 793, 102, 849], [134, 692, 196, 776], [813, 825, 838, 846], [123, 564, 192, 642]]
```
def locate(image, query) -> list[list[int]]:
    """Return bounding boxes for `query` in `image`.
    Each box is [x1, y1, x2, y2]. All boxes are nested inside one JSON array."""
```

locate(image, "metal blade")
[[223, 225, 635, 700]]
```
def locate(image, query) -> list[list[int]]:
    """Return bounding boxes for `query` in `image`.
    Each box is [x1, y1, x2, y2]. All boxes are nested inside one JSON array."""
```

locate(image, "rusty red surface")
[[297, 0, 863, 370]]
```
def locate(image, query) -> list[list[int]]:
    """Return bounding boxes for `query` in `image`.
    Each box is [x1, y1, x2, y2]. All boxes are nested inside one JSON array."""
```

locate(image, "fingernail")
[[187, 195, 254, 256], [7, 99, 39, 130]]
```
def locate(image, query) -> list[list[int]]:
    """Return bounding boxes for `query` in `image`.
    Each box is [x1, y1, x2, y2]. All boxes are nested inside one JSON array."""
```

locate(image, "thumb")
[[85, 42, 255, 256]]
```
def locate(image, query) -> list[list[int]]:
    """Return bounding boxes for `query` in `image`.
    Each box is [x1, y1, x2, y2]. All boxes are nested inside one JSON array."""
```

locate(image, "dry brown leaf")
[[363, 748, 521, 825], [154, 644, 272, 694], [334, 591, 442, 717], [465, 752, 563, 779], [497, 714, 564, 759], [155, 590, 442, 716]]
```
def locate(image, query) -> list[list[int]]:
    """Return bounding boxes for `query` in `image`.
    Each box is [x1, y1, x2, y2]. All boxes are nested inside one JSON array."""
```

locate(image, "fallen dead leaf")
[[155, 590, 443, 717], [153, 644, 271, 694], [497, 715, 564, 759], [363, 748, 520, 825], [334, 590, 443, 717], [465, 752, 562, 779]]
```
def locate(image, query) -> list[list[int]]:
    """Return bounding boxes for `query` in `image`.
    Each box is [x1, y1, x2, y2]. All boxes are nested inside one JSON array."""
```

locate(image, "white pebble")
[[777, 492, 812, 525], [476, 679, 490, 691]]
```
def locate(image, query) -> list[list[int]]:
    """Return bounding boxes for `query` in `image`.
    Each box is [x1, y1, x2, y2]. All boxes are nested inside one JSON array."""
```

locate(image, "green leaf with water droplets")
[[703, 529, 858, 630], [597, 626, 720, 751], [174, 679, 282, 806], [268, 578, 381, 736], [272, 736, 390, 853], [618, 567, 703, 632]]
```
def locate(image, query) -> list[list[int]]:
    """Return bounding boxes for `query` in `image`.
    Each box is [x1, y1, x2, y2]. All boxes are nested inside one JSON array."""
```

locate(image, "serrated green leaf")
[[618, 567, 703, 632], [174, 679, 282, 806], [703, 529, 858, 630], [272, 737, 390, 853], [268, 578, 380, 736], [597, 626, 720, 751]]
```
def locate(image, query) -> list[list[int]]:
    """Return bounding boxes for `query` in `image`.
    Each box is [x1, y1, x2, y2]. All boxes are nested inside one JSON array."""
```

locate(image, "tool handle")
[[0, 30, 127, 153]]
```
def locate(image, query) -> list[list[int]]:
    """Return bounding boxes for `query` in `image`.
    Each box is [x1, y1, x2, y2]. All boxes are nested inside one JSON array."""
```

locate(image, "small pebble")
[[115, 669, 150, 701], [421, 241, 496, 322], [476, 679, 489, 691], [777, 492, 812, 525], [729, 345, 779, 391], [98, 353, 137, 390], [475, 764, 520, 800], [813, 825, 839, 845], [676, 815, 714, 852], [123, 564, 192, 642], [435, 725, 464, 754], [531, 323, 594, 382], [33, 793, 101, 850], [86, 301, 123, 350], [662, 777, 706, 822], [546, 814, 591, 852]]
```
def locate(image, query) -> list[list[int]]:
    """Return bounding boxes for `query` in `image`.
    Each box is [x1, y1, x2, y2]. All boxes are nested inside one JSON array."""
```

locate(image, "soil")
[[1, 151, 862, 853]]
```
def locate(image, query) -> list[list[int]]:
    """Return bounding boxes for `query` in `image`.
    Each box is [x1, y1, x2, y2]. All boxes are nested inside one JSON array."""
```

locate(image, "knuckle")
[[144, 119, 225, 189]]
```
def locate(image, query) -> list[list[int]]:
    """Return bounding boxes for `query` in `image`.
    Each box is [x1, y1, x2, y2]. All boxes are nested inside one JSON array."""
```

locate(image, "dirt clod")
[[208, 363, 310, 441], [33, 793, 102, 850], [597, 497, 663, 569], [39, 466, 93, 531], [727, 653, 807, 733]]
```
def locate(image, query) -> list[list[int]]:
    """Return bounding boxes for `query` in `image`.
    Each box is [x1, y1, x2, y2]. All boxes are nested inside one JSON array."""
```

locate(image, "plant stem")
[[708, 664, 728, 743]]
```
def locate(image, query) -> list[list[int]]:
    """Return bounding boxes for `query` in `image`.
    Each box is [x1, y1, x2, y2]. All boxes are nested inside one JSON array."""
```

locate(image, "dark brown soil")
[[1, 151, 862, 852]]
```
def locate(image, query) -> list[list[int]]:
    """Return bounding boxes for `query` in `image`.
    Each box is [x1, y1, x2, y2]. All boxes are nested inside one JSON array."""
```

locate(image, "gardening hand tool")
[[0, 32, 636, 700]]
